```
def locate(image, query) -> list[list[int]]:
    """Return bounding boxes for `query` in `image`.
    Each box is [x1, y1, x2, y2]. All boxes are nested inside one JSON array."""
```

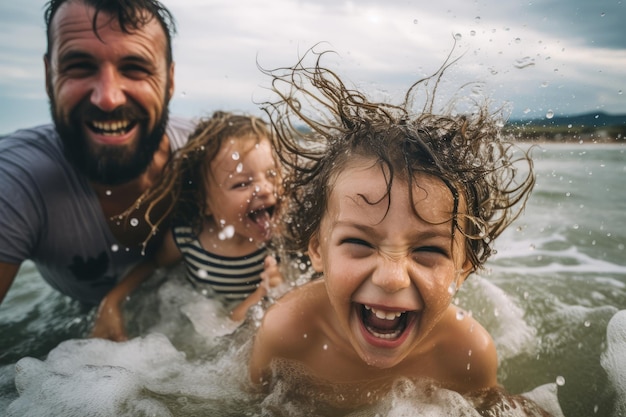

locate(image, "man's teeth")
[[92, 120, 130, 134], [364, 305, 404, 320]]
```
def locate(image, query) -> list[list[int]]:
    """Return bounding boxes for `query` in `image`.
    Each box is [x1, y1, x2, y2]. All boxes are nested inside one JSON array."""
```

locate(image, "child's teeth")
[[365, 305, 403, 320]]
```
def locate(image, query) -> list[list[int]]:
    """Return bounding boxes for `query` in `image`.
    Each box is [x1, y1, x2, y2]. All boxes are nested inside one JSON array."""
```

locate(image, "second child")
[[92, 111, 283, 341]]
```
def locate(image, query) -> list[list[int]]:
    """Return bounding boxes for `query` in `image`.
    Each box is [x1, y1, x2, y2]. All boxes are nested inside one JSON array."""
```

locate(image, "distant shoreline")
[[504, 111, 626, 143]]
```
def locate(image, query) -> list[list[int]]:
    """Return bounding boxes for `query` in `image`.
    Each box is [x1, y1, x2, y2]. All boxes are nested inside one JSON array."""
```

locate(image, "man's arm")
[[0, 261, 20, 305]]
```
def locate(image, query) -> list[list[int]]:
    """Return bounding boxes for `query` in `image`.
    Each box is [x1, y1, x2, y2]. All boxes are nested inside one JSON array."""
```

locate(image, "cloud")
[[1, 0, 624, 134]]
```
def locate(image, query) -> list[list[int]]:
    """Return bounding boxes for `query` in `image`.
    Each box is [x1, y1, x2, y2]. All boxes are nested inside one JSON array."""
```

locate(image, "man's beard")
[[51, 96, 169, 186]]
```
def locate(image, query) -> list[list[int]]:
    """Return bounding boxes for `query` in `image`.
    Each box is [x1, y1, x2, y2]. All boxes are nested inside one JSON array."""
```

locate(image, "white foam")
[[459, 276, 537, 362], [601, 309, 626, 416], [522, 383, 565, 417]]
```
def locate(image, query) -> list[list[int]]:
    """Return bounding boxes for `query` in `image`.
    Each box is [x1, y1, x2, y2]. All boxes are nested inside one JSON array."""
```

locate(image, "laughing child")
[[248, 51, 548, 414], [92, 111, 283, 340]]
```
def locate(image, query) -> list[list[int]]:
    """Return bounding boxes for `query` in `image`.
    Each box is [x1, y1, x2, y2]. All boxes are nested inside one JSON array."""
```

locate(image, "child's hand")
[[260, 255, 283, 288], [90, 298, 128, 342]]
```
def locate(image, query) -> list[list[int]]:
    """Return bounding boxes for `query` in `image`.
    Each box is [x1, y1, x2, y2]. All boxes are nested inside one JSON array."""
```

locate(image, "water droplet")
[[448, 281, 458, 295], [546, 110, 554, 119], [572, 224, 579, 230], [130, 218, 139, 227], [541, 81, 549, 88], [413, 19, 418, 24], [197, 269, 208, 279], [556, 376, 565, 386], [323, 344, 328, 350], [303, 333, 308, 338], [514, 56, 535, 69], [619, 90, 623, 95], [232, 151, 240, 160], [456, 310, 466, 320], [105, 190, 112, 196], [454, 33, 462, 40], [515, 37, 521, 44], [236, 162, 243, 173], [523, 108, 531, 114], [600, 12, 605, 17], [584, 320, 591, 327], [470, 30, 476, 36], [218, 225, 235, 240]]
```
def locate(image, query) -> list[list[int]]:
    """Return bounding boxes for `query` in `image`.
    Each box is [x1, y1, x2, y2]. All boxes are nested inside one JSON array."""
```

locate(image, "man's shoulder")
[[1, 123, 59, 145], [0, 124, 64, 165], [166, 115, 196, 150]]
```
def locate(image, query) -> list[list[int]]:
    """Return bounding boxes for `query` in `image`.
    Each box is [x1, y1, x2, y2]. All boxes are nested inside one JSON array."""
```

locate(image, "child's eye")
[[341, 238, 374, 258], [341, 238, 372, 247], [413, 246, 449, 258], [232, 181, 250, 189]]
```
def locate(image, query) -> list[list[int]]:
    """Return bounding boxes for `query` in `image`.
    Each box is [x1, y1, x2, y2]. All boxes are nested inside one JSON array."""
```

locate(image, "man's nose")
[[91, 66, 126, 112], [371, 256, 411, 293]]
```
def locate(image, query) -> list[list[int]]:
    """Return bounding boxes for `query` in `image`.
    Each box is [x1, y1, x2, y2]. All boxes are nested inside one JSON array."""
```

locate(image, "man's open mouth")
[[359, 304, 415, 341], [88, 120, 136, 136]]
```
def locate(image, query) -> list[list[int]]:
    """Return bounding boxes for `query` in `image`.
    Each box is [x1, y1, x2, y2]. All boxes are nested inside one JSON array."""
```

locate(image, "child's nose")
[[371, 256, 411, 293], [254, 178, 274, 197]]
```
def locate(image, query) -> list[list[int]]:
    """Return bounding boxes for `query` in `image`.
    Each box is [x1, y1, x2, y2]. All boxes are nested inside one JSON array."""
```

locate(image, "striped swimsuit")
[[172, 225, 266, 303]]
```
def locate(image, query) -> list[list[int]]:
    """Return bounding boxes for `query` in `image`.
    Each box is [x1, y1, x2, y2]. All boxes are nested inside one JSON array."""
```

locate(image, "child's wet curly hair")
[[134, 111, 273, 247], [261, 49, 535, 271]]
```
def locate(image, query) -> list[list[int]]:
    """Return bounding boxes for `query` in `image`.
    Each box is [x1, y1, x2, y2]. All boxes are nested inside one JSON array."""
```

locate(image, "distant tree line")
[[504, 111, 626, 143]]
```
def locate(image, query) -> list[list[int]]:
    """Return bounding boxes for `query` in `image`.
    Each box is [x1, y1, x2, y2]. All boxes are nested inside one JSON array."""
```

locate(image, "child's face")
[[204, 136, 278, 244], [308, 158, 471, 369]]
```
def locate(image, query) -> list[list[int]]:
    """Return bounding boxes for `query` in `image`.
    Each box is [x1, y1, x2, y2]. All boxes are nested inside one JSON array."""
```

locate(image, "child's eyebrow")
[[332, 220, 452, 240]]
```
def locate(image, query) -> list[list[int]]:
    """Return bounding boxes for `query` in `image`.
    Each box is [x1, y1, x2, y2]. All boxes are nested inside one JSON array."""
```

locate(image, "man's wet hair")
[[44, 0, 176, 64]]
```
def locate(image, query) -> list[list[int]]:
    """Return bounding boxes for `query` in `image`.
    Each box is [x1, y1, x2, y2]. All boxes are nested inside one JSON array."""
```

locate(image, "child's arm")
[[230, 255, 282, 322], [90, 229, 182, 341], [90, 259, 157, 341]]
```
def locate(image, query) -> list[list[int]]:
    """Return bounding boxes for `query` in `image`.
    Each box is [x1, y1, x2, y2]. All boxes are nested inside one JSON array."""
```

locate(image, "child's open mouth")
[[358, 304, 417, 344], [248, 206, 275, 236]]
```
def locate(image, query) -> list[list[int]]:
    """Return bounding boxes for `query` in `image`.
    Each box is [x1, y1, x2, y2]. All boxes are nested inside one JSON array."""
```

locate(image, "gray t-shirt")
[[0, 116, 194, 305]]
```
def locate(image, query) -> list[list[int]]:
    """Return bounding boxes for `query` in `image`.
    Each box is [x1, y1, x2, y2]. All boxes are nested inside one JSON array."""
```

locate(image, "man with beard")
[[0, 0, 194, 307]]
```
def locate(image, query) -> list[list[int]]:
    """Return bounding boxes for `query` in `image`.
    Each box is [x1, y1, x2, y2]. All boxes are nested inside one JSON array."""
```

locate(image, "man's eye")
[[122, 65, 151, 79], [61, 62, 96, 76]]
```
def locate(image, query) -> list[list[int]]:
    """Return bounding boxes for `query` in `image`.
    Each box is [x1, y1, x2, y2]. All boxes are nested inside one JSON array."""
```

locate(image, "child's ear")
[[456, 258, 474, 288], [308, 233, 324, 272]]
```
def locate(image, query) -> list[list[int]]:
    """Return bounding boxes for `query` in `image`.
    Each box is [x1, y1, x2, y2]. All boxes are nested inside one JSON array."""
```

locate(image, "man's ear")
[[167, 62, 175, 101], [44, 54, 52, 99], [308, 233, 323, 273]]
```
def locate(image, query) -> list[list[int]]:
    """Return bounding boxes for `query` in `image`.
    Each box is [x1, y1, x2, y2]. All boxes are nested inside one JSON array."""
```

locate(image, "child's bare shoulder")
[[434, 306, 498, 390], [259, 279, 327, 349]]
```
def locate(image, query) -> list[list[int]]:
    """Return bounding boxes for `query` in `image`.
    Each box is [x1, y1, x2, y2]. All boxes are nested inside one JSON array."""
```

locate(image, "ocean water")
[[0, 142, 624, 416]]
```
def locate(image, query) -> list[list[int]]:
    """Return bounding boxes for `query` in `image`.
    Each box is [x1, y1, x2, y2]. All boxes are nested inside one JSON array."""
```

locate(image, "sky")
[[0, 0, 624, 134]]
